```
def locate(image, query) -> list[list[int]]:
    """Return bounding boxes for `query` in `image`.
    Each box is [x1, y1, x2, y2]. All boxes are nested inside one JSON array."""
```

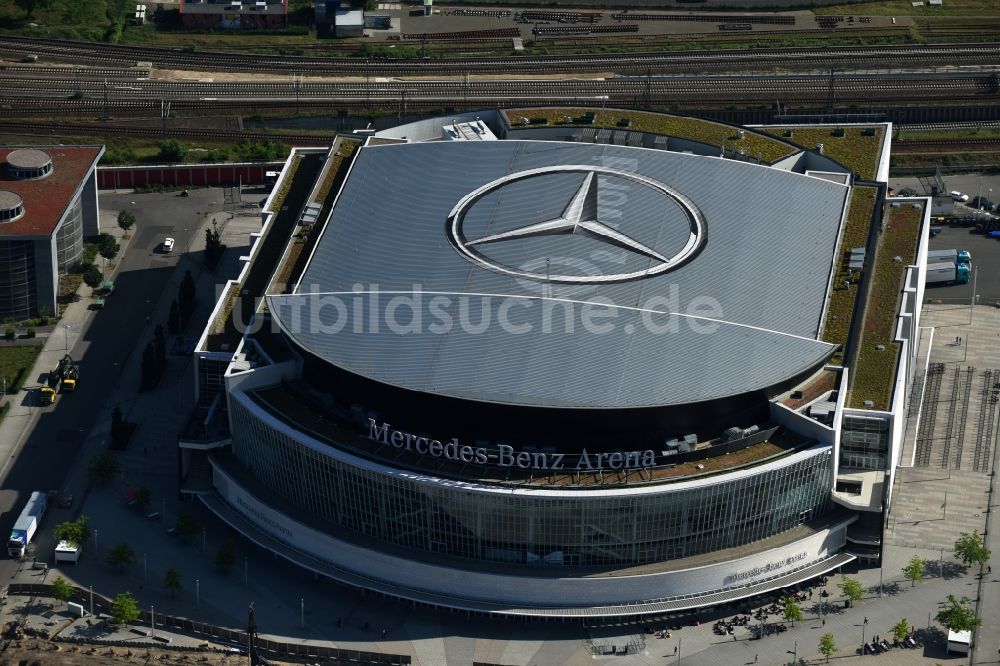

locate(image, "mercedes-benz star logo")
[[446, 165, 706, 284]]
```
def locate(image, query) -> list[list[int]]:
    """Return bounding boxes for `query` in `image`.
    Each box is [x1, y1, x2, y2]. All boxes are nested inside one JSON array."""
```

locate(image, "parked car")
[[950, 191, 970, 203], [162, 237, 175, 253]]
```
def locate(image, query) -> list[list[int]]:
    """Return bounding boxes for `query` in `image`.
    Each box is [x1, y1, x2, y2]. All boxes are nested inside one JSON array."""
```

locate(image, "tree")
[[140, 341, 158, 390], [839, 576, 864, 607], [903, 555, 925, 587], [50, 576, 73, 606], [98, 233, 119, 262], [168, 300, 181, 335], [936, 594, 982, 632], [153, 325, 167, 372], [179, 270, 196, 325], [164, 568, 182, 598], [818, 633, 836, 663], [175, 511, 199, 543], [54, 515, 91, 548], [87, 451, 120, 486], [204, 222, 225, 271], [106, 542, 135, 573], [954, 530, 992, 567], [157, 139, 188, 163], [83, 264, 103, 290], [117, 210, 136, 236], [110, 591, 140, 626], [782, 596, 803, 626], [214, 541, 236, 573], [135, 486, 152, 511], [14, 0, 50, 19], [890, 618, 910, 643], [110, 406, 126, 449]]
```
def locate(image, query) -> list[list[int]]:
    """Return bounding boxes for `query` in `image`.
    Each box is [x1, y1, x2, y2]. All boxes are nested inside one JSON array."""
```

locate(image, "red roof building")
[[0, 146, 103, 319]]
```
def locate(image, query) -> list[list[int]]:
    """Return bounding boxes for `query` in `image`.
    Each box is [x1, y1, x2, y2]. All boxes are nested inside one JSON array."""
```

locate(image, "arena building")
[[0, 146, 103, 320], [183, 110, 928, 617]]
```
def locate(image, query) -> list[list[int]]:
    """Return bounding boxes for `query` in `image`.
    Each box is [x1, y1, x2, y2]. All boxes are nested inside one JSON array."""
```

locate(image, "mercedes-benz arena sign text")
[[446, 165, 707, 284]]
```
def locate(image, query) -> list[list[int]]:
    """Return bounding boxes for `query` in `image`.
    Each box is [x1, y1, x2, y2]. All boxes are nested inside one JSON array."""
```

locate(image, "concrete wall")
[[97, 162, 287, 190]]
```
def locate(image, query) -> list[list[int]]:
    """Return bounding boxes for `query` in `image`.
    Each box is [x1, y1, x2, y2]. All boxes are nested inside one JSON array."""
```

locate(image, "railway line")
[[0, 120, 334, 145], [1, 36, 999, 75], [0, 73, 994, 104]]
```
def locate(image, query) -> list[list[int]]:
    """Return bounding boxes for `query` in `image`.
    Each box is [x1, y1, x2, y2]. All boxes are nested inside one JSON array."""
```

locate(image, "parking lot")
[[890, 173, 1000, 304]]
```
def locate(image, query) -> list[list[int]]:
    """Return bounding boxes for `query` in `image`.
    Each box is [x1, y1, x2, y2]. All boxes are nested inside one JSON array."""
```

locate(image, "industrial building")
[[183, 111, 928, 618], [0, 146, 103, 320], [179, 0, 288, 30]]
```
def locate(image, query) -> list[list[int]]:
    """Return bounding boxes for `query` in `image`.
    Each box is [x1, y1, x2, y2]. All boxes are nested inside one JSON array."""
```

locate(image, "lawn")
[[823, 187, 878, 355], [848, 203, 923, 410], [0, 344, 43, 394], [763, 126, 884, 180], [505, 108, 797, 163], [815, 0, 1000, 15]]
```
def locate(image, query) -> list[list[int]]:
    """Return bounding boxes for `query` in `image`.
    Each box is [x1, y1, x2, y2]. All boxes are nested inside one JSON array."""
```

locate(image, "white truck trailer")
[[7, 491, 47, 559], [926, 261, 971, 285], [927, 248, 972, 264]]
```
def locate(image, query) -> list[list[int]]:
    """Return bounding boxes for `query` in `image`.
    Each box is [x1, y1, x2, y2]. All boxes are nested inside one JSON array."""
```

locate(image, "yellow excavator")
[[39, 355, 79, 405]]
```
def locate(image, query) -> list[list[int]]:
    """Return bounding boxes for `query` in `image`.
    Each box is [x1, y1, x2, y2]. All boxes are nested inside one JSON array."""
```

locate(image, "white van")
[[950, 191, 970, 202]]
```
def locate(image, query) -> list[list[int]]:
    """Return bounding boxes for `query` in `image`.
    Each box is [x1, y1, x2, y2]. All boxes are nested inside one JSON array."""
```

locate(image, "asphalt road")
[[0, 188, 228, 584], [926, 223, 1000, 303]]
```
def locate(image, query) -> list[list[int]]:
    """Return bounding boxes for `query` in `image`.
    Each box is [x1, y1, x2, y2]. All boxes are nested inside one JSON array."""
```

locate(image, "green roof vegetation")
[[848, 203, 923, 410], [504, 108, 797, 163], [822, 186, 878, 358], [762, 126, 884, 180]]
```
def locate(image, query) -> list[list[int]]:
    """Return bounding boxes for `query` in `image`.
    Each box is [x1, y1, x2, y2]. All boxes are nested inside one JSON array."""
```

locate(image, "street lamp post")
[[64, 324, 71, 352], [595, 95, 608, 125], [300, 598, 304, 629], [196, 578, 200, 609]]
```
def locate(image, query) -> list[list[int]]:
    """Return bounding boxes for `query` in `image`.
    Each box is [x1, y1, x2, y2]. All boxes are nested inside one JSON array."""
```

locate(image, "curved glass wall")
[[0, 240, 36, 320], [55, 196, 84, 272], [230, 395, 834, 568]]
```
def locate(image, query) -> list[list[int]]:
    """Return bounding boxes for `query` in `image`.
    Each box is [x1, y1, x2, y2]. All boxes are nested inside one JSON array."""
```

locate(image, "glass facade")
[[229, 394, 835, 568], [0, 240, 36, 320], [55, 196, 84, 272], [840, 414, 889, 470]]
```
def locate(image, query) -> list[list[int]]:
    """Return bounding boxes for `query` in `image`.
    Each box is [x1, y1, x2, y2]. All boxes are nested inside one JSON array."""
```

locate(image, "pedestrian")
[[988, 565, 992, 574], [754, 655, 758, 663], [864, 616, 868, 624], [673, 646, 678, 655], [822, 618, 826, 626]]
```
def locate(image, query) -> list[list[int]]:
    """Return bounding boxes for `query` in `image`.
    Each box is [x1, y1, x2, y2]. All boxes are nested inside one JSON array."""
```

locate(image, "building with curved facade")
[[186, 110, 926, 617], [0, 146, 103, 320]]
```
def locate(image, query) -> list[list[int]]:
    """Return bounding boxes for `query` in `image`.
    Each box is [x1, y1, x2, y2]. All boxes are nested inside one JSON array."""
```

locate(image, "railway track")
[[0, 73, 994, 104], [0, 120, 334, 145], [1, 36, 999, 75]]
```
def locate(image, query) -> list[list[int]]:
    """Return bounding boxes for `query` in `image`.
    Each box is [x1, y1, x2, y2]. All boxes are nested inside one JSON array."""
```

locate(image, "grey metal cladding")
[[273, 140, 846, 409]]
